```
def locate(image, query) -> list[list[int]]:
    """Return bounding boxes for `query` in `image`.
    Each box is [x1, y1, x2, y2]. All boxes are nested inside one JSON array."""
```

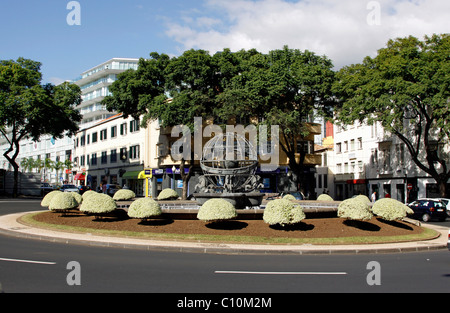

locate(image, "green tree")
[[333, 34, 450, 197], [217, 46, 336, 193], [0, 58, 82, 197]]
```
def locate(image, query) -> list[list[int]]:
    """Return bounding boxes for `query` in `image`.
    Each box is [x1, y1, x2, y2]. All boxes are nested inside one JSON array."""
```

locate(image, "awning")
[[74, 173, 86, 181], [122, 170, 150, 179]]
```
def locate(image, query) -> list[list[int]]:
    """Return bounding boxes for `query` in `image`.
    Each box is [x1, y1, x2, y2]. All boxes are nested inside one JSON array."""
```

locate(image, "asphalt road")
[[0, 198, 449, 298]]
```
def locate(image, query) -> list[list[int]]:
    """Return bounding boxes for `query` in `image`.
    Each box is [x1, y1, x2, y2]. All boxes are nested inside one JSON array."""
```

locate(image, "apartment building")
[[318, 120, 449, 202], [73, 114, 146, 195]]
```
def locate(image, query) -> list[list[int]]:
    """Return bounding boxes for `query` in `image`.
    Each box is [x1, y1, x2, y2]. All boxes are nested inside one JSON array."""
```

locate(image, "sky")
[[1, 0, 449, 85]]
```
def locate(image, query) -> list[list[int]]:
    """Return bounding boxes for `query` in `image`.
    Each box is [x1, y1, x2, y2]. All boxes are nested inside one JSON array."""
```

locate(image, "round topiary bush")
[[69, 192, 82, 205], [338, 198, 373, 221], [282, 194, 296, 201], [127, 198, 162, 220], [317, 194, 333, 201], [352, 195, 371, 204], [157, 188, 179, 200], [41, 190, 62, 207], [48, 192, 79, 212], [113, 189, 136, 201], [197, 199, 237, 222], [79, 193, 117, 216], [263, 198, 305, 227], [82, 190, 98, 200], [371, 198, 414, 221]]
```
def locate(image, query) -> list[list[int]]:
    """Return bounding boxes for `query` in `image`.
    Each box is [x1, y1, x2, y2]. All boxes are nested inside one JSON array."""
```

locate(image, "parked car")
[[105, 184, 121, 196], [436, 198, 450, 217], [78, 185, 91, 195], [407, 199, 447, 222], [59, 184, 79, 193], [40, 183, 54, 196]]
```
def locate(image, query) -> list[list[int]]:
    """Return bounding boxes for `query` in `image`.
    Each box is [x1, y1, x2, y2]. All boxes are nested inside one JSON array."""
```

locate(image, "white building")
[[319, 120, 449, 202], [0, 58, 139, 191], [73, 114, 146, 196]]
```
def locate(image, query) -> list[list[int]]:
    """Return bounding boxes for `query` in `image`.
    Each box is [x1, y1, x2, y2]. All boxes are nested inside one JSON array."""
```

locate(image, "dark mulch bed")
[[31, 210, 425, 242]]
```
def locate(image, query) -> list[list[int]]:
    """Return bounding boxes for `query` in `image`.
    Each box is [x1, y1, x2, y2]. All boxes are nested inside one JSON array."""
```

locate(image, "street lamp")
[[172, 165, 176, 189]]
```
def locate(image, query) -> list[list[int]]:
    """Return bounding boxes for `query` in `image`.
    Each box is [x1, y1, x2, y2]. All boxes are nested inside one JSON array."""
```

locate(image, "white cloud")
[[164, 0, 450, 68]]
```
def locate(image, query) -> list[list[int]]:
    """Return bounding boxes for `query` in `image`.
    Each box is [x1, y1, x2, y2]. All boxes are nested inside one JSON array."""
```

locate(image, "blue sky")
[[1, 0, 449, 84]]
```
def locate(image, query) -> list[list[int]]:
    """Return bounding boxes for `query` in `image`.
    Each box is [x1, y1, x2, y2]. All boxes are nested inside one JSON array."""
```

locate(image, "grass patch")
[[20, 212, 440, 246]]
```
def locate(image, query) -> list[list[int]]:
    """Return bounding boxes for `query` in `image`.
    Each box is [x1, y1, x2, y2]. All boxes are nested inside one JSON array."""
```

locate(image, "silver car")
[[60, 184, 79, 193]]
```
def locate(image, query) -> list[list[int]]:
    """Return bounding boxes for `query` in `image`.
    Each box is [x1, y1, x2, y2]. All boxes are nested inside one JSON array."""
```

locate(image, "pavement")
[[0, 210, 448, 255]]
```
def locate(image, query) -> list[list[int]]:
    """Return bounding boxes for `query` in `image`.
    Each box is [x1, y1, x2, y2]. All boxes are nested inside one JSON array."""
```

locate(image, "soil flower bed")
[[25, 209, 438, 245]]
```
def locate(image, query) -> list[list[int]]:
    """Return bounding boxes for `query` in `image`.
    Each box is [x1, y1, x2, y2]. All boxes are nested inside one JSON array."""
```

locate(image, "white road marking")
[[0, 257, 56, 265], [215, 270, 347, 275]]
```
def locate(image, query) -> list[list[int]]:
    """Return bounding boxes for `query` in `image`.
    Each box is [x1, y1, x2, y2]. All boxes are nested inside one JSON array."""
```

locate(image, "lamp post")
[[172, 165, 176, 189]]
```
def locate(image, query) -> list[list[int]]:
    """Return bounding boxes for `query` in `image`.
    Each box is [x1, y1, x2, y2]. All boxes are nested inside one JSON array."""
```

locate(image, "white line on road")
[[0, 257, 56, 265], [215, 271, 347, 275]]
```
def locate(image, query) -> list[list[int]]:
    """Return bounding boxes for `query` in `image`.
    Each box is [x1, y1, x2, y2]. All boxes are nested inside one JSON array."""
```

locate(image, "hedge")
[[282, 194, 296, 201], [263, 198, 305, 226], [48, 192, 79, 212], [113, 189, 136, 201], [79, 193, 117, 215], [338, 198, 373, 221], [371, 198, 414, 221], [127, 198, 162, 219], [41, 190, 62, 207], [157, 188, 179, 200], [197, 198, 237, 222], [317, 194, 333, 201]]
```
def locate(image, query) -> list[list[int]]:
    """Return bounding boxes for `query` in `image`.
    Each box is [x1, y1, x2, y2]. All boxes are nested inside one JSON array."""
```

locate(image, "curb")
[[0, 211, 448, 255]]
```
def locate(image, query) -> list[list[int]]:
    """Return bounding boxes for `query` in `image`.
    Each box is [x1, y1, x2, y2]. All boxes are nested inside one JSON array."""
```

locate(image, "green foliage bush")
[[197, 199, 237, 222], [157, 188, 179, 200], [80, 193, 117, 215], [338, 198, 373, 221], [317, 194, 333, 201], [127, 198, 162, 219], [353, 195, 371, 204], [263, 198, 305, 226], [48, 192, 79, 211], [113, 189, 136, 200], [371, 198, 413, 221], [41, 190, 62, 207]]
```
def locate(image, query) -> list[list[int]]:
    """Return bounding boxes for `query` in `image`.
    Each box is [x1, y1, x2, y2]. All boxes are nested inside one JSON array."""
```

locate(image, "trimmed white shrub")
[[79, 193, 117, 215], [282, 194, 296, 201], [113, 189, 136, 200], [317, 194, 333, 201], [157, 188, 179, 200], [263, 198, 306, 226], [69, 192, 82, 205], [338, 198, 373, 221], [371, 198, 414, 221], [197, 199, 237, 222], [353, 195, 371, 204], [41, 190, 62, 207], [48, 192, 79, 211], [82, 190, 98, 200], [128, 198, 162, 219]]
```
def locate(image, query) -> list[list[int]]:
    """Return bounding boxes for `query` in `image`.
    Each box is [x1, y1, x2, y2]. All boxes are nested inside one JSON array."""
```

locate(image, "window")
[[100, 129, 107, 141], [101, 151, 107, 164], [80, 135, 85, 146], [130, 119, 140, 133], [120, 123, 127, 136], [120, 148, 127, 161], [336, 142, 342, 153], [357, 137, 362, 150], [129, 145, 140, 159], [111, 126, 117, 138], [80, 155, 85, 166], [110, 149, 117, 163], [350, 139, 355, 151], [92, 132, 98, 143], [91, 153, 97, 166]]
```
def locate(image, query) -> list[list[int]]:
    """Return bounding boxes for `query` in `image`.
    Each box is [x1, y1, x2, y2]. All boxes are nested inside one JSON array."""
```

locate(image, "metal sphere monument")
[[194, 132, 264, 209]]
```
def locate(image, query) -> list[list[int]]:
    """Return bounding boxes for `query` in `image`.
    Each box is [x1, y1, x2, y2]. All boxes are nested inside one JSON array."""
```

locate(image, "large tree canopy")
[[333, 34, 450, 197], [0, 57, 82, 197]]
